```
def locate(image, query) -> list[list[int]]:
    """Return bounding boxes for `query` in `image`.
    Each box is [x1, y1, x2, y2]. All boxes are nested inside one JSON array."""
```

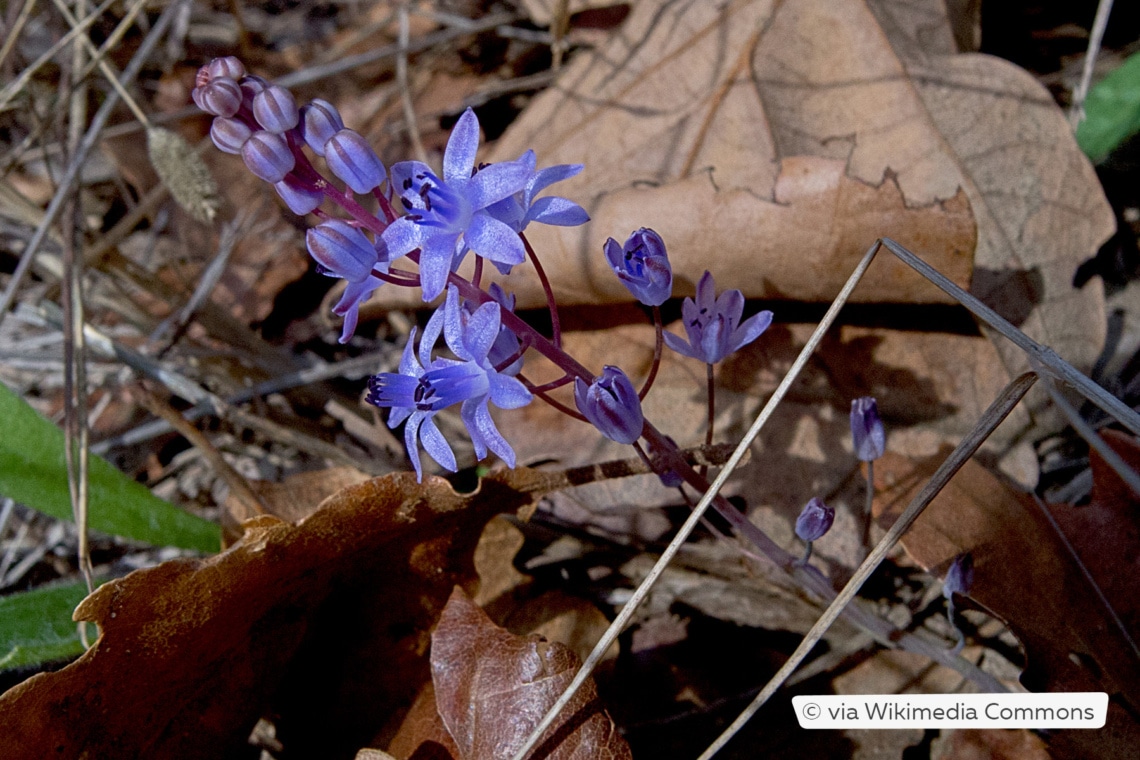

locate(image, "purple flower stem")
[[862, 460, 874, 551], [521, 233, 562, 348], [700, 362, 715, 478], [638, 306, 663, 401], [529, 375, 573, 393], [472, 255, 484, 290], [519, 374, 587, 422], [373, 269, 421, 288], [493, 334, 532, 373], [799, 540, 814, 567]]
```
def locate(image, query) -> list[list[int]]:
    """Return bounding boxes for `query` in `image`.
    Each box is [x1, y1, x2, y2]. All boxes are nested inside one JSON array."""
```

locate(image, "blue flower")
[[574, 366, 644, 445], [484, 150, 588, 272], [604, 227, 672, 306], [663, 271, 772, 364], [469, 283, 524, 376], [795, 497, 834, 543], [306, 220, 387, 343], [381, 108, 531, 301], [850, 396, 885, 462], [366, 286, 531, 480]]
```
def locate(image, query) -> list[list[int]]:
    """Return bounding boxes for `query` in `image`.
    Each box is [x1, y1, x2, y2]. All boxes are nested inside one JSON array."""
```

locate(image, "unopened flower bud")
[[851, 396, 885, 462], [210, 117, 252, 155], [253, 85, 299, 133], [306, 220, 377, 282], [275, 175, 324, 215], [943, 553, 974, 599], [605, 227, 672, 306], [206, 56, 245, 81], [795, 497, 834, 543], [299, 99, 344, 156], [325, 130, 386, 194], [239, 75, 268, 108], [195, 77, 242, 117], [574, 366, 644, 445], [241, 131, 295, 183]]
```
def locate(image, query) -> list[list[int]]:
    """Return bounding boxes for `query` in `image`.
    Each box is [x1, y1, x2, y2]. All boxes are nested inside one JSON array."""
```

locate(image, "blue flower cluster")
[[193, 57, 779, 481]]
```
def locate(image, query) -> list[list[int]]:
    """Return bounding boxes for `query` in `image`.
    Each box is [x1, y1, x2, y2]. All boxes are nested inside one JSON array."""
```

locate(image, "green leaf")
[[0, 581, 94, 670], [1077, 51, 1140, 163], [0, 382, 220, 552]]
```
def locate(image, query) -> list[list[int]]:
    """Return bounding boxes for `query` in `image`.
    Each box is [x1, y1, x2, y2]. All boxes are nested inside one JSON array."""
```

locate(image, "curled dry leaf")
[[369, 0, 1111, 371], [429, 588, 632, 760], [0, 469, 561, 759], [872, 438, 1140, 759]]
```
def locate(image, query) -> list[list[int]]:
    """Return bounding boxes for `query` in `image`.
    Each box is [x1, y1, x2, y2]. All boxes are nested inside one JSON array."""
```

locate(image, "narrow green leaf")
[[0, 382, 220, 552], [0, 581, 94, 670], [1077, 51, 1140, 163]]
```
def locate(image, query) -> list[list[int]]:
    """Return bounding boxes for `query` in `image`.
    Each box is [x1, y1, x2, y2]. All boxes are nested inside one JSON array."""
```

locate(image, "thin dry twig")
[[1069, 0, 1116, 128], [396, 1, 429, 164], [0, 0, 187, 331]]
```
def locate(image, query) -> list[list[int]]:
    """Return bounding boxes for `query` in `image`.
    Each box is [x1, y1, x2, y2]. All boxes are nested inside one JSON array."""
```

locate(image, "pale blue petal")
[[664, 331, 701, 361], [730, 310, 773, 354], [463, 301, 500, 361], [465, 213, 525, 266], [460, 399, 487, 460], [472, 401, 514, 466], [488, 373, 532, 409], [527, 196, 589, 227], [419, 234, 458, 301], [442, 286, 469, 361], [716, 289, 745, 326], [405, 412, 426, 480], [382, 217, 428, 259], [419, 416, 457, 473], [443, 108, 480, 182], [526, 163, 582, 206], [421, 299, 447, 366], [466, 162, 531, 209], [696, 271, 716, 310]]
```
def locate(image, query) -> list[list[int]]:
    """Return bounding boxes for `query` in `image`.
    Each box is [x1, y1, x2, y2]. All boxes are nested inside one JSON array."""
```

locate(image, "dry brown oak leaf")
[[428, 588, 632, 760], [872, 434, 1140, 760], [0, 468, 575, 760], [366, 0, 1111, 372]]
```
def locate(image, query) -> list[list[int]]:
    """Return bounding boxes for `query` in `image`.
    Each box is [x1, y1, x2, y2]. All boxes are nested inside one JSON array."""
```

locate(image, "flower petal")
[[526, 163, 583, 205], [419, 416, 457, 473], [528, 196, 589, 227], [443, 108, 480, 182], [381, 217, 428, 260], [462, 301, 500, 361], [404, 412, 426, 481], [465, 213, 525, 266], [488, 372, 532, 409], [730, 309, 773, 354], [421, 297, 448, 366], [465, 161, 531, 209], [418, 234, 459, 302], [471, 400, 515, 466], [663, 330, 700, 361]]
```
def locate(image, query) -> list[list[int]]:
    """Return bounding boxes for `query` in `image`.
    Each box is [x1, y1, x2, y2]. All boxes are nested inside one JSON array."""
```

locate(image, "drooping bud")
[[275, 175, 324, 215], [239, 75, 268, 109], [194, 77, 242, 118], [306, 220, 377, 282], [206, 56, 245, 81], [299, 99, 345, 156], [574, 366, 644, 445], [209, 117, 252, 155], [604, 227, 672, 306], [850, 396, 885, 462], [795, 497, 834, 543], [240, 132, 295, 183], [324, 130, 386, 194], [943, 553, 974, 599], [253, 85, 299, 133]]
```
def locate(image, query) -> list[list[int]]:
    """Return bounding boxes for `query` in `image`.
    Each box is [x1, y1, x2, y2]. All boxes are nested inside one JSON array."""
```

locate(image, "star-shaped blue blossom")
[[664, 271, 773, 364], [484, 150, 589, 273], [366, 286, 532, 480], [381, 109, 531, 301]]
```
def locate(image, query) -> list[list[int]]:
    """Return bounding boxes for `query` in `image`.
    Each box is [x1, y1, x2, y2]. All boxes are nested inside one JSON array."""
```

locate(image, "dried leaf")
[[0, 470, 553, 759], [932, 728, 1050, 760], [430, 588, 632, 760], [873, 446, 1140, 758], [369, 0, 1111, 372]]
